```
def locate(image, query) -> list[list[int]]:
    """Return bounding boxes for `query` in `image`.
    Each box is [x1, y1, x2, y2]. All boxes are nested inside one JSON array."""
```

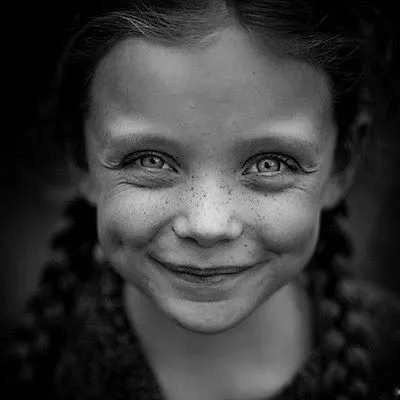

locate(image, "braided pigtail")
[[305, 201, 376, 400], [1, 197, 97, 399]]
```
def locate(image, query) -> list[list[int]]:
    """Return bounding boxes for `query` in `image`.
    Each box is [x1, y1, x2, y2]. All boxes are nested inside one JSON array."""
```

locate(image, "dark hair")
[[6, 1, 395, 399]]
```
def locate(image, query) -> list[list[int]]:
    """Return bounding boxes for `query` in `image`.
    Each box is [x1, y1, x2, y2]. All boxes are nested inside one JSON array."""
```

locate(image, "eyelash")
[[242, 153, 302, 175], [121, 151, 303, 175], [121, 151, 178, 172]]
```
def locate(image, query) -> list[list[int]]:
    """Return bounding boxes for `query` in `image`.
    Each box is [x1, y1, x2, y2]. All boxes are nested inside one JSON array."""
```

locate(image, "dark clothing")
[[1, 265, 400, 400]]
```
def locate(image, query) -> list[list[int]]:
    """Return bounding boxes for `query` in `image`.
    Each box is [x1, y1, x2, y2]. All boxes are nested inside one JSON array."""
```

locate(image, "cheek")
[[96, 187, 171, 256], [255, 194, 320, 263]]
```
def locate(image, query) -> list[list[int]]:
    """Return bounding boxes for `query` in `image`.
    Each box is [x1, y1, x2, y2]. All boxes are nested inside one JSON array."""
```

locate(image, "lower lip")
[[152, 259, 254, 287]]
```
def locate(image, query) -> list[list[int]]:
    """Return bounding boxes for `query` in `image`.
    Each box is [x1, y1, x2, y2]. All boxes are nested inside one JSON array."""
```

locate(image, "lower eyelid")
[[240, 175, 294, 191]]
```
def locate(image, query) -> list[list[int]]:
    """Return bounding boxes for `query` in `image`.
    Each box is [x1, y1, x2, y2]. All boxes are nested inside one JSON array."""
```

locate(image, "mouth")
[[154, 259, 253, 277], [148, 255, 257, 287]]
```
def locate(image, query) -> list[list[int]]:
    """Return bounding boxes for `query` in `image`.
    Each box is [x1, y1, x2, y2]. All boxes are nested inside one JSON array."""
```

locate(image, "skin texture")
[[82, 27, 346, 336], [79, 27, 354, 399], [82, 27, 346, 333]]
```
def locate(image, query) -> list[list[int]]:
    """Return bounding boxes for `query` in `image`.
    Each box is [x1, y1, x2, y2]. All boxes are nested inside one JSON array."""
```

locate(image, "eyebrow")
[[101, 132, 187, 158], [230, 135, 322, 161], [101, 126, 325, 166]]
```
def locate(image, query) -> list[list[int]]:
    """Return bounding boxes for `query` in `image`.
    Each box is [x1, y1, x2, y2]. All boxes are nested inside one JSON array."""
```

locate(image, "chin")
[[161, 296, 258, 335]]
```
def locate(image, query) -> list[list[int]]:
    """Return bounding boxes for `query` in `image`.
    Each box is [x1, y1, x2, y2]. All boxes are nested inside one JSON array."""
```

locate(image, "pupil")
[[142, 155, 163, 168], [257, 158, 279, 172]]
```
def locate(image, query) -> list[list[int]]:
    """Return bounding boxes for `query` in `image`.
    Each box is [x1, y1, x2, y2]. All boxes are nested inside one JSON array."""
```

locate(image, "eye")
[[243, 154, 300, 176], [125, 152, 176, 172]]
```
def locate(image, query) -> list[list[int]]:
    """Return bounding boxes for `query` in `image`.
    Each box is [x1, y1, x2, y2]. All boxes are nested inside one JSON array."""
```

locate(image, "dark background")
[[1, 1, 400, 324]]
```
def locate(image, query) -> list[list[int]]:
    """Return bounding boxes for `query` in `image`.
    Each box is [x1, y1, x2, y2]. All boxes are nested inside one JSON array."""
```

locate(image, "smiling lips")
[[156, 259, 254, 277]]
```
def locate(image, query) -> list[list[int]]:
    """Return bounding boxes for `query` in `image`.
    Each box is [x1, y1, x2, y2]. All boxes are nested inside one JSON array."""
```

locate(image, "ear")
[[322, 162, 356, 210], [322, 108, 371, 210], [68, 159, 99, 206]]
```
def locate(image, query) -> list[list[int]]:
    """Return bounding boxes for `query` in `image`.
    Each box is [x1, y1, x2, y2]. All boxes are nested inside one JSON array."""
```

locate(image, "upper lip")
[[153, 258, 254, 276]]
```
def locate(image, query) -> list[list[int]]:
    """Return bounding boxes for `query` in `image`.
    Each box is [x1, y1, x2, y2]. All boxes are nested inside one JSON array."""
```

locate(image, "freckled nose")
[[172, 187, 243, 248]]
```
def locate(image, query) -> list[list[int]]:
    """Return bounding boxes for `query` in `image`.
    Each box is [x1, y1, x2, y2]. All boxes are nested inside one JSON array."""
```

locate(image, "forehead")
[[88, 28, 333, 139]]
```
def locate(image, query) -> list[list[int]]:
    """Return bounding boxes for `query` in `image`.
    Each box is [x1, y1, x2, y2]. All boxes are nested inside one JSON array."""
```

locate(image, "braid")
[[305, 201, 376, 400], [1, 197, 97, 398]]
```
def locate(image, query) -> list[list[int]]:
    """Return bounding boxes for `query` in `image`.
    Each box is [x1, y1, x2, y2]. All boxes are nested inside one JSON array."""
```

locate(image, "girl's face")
[[84, 28, 346, 333]]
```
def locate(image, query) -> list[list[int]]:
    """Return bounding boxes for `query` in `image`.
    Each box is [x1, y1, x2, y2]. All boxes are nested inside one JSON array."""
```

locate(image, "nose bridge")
[[174, 173, 243, 246], [195, 181, 229, 223]]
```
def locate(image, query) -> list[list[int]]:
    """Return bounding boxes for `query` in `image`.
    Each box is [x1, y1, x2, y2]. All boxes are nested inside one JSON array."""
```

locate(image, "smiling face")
[[82, 28, 346, 333]]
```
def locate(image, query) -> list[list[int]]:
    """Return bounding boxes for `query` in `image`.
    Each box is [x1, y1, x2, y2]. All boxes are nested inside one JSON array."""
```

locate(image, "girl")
[[2, 1, 399, 399]]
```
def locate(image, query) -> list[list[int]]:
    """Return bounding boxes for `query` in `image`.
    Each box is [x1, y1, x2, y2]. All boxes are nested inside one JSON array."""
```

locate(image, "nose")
[[172, 180, 243, 248]]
